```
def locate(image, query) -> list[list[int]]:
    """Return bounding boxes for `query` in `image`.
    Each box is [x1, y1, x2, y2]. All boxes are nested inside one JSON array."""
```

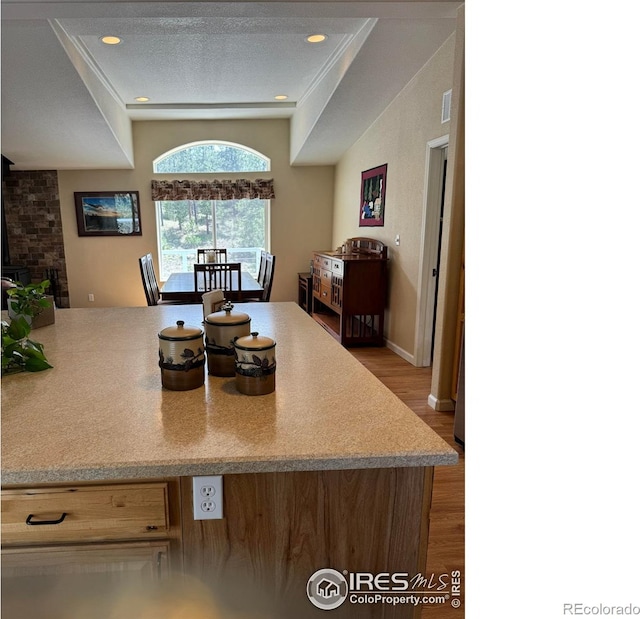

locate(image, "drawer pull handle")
[[26, 512, 68, 526], [157, 551, 165, 579]]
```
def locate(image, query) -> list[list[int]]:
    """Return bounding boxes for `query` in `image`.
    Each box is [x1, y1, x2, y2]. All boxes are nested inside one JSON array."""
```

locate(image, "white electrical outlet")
[[88, 293, 95, 302], [193, 475, 223, 520], [201, 500, 215, 512]]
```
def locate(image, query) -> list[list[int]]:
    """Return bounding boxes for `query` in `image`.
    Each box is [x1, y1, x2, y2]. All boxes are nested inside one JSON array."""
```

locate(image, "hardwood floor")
[[348, 347, 465, 619]]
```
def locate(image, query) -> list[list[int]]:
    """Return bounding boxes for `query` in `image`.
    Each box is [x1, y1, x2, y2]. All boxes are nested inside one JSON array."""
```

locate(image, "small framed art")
[[359, 164, 387, 227], [74, 191, 142, 236]]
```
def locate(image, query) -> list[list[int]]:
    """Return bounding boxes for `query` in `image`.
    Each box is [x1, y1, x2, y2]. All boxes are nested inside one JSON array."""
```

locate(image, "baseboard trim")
[[427, 394, 455, 412], [384, 339, 415, 365]]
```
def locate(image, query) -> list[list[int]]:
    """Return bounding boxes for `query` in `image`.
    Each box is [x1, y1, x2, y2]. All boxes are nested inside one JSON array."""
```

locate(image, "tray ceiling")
[[1, 1, 461, 169]]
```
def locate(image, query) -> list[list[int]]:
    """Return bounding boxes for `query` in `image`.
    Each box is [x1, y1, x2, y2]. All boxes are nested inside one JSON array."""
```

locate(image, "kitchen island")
[[1, 303, 457, 618]]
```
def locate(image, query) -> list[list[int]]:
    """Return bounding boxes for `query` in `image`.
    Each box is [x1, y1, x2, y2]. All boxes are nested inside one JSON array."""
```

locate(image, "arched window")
[[153, 141, 271, 280], [153, 140, 270, 173]]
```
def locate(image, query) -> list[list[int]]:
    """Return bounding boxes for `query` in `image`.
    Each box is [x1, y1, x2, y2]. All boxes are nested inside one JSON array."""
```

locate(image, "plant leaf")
[[22, 346, 46, 359], [24, 356, 53, 372], [23, 339, 45, 354], [2, 341, 22, 356], [7, 317, 30, 339]]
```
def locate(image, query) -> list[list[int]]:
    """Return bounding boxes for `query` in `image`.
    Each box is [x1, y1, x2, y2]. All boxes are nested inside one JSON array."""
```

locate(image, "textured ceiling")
[[1, 2, 461, 170]]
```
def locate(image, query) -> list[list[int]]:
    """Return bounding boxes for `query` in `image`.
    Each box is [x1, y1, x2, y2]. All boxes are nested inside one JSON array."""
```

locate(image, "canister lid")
[[234, 331, 276, 351], [159, 320, 203, 341], [205, 302, 250, 326]]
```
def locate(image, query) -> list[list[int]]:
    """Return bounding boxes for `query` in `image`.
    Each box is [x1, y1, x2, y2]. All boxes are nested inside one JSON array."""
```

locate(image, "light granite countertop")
[[1, 303, 457, 485]]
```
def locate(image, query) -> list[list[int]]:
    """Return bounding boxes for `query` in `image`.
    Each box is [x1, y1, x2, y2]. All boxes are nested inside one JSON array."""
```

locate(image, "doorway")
[[414, 135, 449, 367], [430, 151, 448, 361]]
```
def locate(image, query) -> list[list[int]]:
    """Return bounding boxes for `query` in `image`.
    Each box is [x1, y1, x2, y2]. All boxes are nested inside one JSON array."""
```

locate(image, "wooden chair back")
[[194, 262, 242, 295], [257, 250, 268, 286], [260, 253, 276, 302], [344, 237, 388, 259], [197, 248, 228, 264], [139, 253, 161, 305]]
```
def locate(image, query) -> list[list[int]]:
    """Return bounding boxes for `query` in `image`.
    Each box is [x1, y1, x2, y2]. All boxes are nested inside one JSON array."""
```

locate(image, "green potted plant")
[[1, 316, 53, 375], [6, 280, 55, 329]]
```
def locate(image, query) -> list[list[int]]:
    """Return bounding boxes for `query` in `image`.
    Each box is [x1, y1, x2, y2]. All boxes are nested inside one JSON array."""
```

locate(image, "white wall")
[[58, 119, 335, 307]]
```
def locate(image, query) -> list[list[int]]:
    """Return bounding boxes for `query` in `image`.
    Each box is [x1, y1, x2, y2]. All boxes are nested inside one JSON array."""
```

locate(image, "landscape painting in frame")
[[359, 164, 387, 227], [74, 191, 142, 236]]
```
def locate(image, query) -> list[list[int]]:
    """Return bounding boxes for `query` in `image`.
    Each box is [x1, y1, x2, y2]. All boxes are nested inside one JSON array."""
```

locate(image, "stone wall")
[[2, 170, 69, 307]]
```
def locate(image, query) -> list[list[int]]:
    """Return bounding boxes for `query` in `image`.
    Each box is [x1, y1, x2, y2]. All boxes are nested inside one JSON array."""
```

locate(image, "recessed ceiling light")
[[306, 34, 327, 44], [274, 95, 288, 101], [101, 35, 121, 45], [134, 96, 150, 102]]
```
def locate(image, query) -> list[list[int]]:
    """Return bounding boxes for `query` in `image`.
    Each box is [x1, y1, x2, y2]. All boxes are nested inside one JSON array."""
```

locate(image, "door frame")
[[414, 135, 449, 367]]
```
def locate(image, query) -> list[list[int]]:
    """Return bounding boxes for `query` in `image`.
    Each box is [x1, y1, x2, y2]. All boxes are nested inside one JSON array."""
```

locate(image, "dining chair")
[[242, 253, 275, 302], [257, 250, 268, 286], [194, 262, 242, 297], [139, 253, 186, 306], [197, 248, 228, 264], [260, 253, 276, 301]]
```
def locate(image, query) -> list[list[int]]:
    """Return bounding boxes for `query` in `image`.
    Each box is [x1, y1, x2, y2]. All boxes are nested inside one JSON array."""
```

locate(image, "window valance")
[[151, 179, 275, 201]]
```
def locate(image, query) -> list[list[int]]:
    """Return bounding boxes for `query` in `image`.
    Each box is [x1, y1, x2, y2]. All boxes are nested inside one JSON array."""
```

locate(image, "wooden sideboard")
[[312, 238, 388, 346]]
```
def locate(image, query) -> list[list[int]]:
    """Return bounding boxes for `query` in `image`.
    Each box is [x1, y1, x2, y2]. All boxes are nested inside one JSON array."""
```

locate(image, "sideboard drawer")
[[331, 260, 344, 276], [319, 284, 331, 303], [1, 483, 169, 546], [315, 255, 331, 269], [320, 268, 332, 285]]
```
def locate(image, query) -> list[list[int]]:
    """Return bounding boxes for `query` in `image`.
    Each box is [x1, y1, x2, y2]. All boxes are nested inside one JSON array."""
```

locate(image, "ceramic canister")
[[204, 302, 251, 376], [234, 331, 276, 396], [158, 320, 205, 390]]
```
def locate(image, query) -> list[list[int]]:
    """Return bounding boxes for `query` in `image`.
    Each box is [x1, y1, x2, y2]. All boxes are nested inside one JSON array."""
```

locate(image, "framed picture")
[[359, 164, 387, 227], [74, 191, 142, 236]]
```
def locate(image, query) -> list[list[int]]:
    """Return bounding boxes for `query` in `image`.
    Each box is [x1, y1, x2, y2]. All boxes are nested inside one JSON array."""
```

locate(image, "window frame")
[[152, 140, 270, 174], [152, 139, 272, 282]]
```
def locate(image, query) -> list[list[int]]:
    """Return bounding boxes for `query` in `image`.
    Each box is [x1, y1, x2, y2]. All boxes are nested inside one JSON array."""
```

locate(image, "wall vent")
[[441, 89, 452, 123]]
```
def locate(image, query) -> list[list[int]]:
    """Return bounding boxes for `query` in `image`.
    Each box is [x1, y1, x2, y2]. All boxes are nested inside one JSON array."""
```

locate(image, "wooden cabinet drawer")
[[1, 541, 171, 616], [1, 540, 170, 575], [331, 259, 344, 275], [315, 254, 332, 270], [318, 284, 331, 303], [320, 268, 332, 285], [1, 483, 169, 546]]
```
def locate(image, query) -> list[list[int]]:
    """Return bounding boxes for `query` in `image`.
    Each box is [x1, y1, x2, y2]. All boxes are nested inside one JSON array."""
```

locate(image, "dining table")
[[160, 270, 263, 303]]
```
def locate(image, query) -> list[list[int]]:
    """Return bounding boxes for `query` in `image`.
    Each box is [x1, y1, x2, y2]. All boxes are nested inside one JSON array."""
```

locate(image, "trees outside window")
[[157, 199, 266, 280], [153, 142, 270, 280], [154, 141, 268, 173]]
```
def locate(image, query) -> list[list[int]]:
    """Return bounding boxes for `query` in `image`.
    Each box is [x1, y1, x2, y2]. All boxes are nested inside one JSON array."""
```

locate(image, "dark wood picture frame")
[[74, 191, 142, 236], [359, 164, 387, 227]]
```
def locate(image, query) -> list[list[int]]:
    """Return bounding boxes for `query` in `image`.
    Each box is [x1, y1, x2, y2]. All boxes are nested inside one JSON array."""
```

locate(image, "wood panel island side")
[[1, 303, 457, 619]]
